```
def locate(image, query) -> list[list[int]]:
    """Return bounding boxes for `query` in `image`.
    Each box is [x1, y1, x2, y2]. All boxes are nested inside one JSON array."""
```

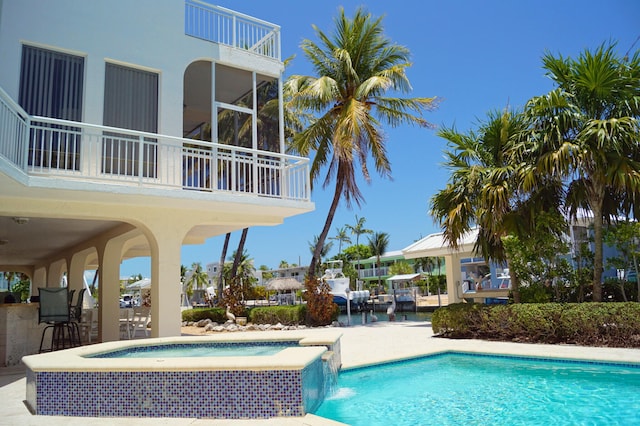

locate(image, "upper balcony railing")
[[358, 266, 391, 279], [0, 87, 309, 202], [184, 0, 281, 61]]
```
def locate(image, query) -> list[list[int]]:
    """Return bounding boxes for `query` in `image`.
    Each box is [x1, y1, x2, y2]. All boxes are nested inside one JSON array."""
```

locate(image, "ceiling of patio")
[[0, 216, 123, 267]]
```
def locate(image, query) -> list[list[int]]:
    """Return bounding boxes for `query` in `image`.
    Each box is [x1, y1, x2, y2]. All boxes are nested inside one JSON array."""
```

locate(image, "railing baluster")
[[184, 0, 280, 60], [0, 91, 308, 201]]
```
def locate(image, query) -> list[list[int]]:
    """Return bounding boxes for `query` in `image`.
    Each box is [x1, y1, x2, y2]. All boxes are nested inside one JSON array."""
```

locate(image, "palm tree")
[[230, 228, 249, 279], [217, 233, 231, 299], [430, 109, 551, 302], [308, 235, 334, 268], [184, 262, 209, 301], [524, 43, 640, 301], [346, 215, 373, 285], [329, 226, 352, 254], [287, 7, 439, 278], [225, 249, 256, 294], [413, 257, 433, 274], [368, 231, 389, 290]]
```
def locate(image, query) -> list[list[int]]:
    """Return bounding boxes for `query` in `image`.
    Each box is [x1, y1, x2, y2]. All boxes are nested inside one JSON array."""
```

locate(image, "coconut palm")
[[184, 262, 209, 300], [230, 228, 249, 279], [524, 43, 640, 301], [308, 235, 334, 267], [223, 249, 256, 298], [329, 226, 352, 254], [413, 257, 434, 275], [217, 233, 231, 299], [287, 7, 439, 278], [368, 231, 389, 290], [430, 109, 553, 302], [346, 215, 373, 284]]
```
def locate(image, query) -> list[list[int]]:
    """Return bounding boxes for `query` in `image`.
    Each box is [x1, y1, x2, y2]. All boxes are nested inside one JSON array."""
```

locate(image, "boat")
[[321, 261, 370, 309]]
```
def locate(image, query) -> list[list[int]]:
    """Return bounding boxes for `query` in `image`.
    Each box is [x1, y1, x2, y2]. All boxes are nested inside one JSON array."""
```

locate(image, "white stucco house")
[[0, 0, 313, 347]]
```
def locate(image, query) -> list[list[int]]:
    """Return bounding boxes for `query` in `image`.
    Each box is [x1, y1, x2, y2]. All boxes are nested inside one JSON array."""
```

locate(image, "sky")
[[121, 0, 640, 278]]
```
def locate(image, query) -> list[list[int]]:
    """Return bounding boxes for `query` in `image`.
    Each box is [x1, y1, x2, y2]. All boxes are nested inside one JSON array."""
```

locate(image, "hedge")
[[249, 305, 306, 325], [181, 307, 228, 323], [181, 305, 307, 326], [432, 302, 640, 348]]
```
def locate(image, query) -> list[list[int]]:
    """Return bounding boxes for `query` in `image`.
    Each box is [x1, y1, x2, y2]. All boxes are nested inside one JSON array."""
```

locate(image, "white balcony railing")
[[358, 267, 390, 279], [184, 0, 281, 61], [0, 87, 310, 202]]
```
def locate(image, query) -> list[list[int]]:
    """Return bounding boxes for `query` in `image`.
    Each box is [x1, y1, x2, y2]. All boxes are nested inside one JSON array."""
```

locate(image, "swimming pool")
[[314, 352, 640, 425], [90, 341, 297, 358]]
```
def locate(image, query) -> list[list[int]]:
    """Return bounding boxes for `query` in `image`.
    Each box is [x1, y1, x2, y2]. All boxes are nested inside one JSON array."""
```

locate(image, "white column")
[[68, 251, 90, 293], [149, 231, 185, 338], [445, 252, 463, 304], [278, 76, 284, 154], [46, 259, 67, 287], [98, 239, 125, 342]]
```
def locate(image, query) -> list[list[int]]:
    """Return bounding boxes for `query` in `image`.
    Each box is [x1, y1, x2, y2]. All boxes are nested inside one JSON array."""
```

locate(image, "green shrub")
[[432, 303, 485, 337], [432, 302, 640, 348], [249, 305, 306, 325], [181, 307, 227, 323], [518, 283, 553, 303]]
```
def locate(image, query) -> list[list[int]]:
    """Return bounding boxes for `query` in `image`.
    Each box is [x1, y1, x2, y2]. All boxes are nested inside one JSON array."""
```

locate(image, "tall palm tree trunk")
[[590, 200, 604, 302], [309, 178, 344, 279], [217, 233, 231, 299], [231, 228, 249, 279], [508, 261, 520, 304]]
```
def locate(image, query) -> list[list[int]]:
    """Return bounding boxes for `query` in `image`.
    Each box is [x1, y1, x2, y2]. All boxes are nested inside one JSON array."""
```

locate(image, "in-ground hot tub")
[[22, 331, 342, 419]]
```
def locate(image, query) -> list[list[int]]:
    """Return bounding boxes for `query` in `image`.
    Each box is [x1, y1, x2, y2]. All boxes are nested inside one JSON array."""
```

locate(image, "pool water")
[[314, 353, 640, 425], [90, 341, 296, 358]]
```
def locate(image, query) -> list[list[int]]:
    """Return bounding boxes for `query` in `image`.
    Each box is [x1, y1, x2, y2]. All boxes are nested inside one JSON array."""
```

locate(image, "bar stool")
[[38, 287, 77, 352]]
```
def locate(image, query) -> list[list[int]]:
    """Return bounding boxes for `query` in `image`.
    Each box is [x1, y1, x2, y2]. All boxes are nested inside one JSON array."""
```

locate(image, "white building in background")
[[404, 211, 623, 304], [263, 265, 308, 284], [0, 1, 313, 345]]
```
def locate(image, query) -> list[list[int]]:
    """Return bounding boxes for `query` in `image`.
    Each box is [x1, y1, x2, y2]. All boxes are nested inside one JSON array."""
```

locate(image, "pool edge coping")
[[22, 331, 343, 372], [340, 337, 640, 371]]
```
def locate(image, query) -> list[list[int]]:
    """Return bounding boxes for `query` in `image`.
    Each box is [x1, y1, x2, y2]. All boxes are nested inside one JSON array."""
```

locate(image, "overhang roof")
[[402, 228, 479, 259]]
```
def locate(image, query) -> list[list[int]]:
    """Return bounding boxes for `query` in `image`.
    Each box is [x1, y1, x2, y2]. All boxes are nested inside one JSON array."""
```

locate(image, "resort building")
[[354, 249, 411, 289], [0, 0, 313, 360], [263, 265, 308, 284]]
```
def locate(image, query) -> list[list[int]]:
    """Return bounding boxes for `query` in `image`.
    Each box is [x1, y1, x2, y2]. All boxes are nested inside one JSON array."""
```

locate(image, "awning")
[[126, 278, 151, 291], [386, 273, 420, 282]]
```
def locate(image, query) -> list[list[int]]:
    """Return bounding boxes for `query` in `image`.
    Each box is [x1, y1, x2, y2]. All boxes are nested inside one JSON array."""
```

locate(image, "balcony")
[[0, 87, 309, 202], [358, 267, 390, 279], [184, 0, 280, 61]]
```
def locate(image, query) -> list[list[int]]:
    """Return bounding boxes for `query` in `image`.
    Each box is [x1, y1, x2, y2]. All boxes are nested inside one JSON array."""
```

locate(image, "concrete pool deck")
[[1, 321, 639, 425]]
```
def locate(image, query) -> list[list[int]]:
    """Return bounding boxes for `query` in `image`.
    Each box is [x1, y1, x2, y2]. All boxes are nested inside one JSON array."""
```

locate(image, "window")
[[102, 63, 159, 177], [19, 45, 84, 170]]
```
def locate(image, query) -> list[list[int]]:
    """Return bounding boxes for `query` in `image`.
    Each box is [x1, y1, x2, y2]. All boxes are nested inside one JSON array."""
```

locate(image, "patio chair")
[[119, 309, 132, 339], [130, 306, 151, 338], [38, 287, 79, 352], [78, 308, 98, 343]]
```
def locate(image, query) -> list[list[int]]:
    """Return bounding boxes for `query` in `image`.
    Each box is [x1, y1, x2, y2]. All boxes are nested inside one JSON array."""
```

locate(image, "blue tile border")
[[31, 367, 312, 418]]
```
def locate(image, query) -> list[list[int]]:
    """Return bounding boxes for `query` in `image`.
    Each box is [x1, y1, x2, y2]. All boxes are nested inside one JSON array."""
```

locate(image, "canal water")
[[337, 310, 432, 325]]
